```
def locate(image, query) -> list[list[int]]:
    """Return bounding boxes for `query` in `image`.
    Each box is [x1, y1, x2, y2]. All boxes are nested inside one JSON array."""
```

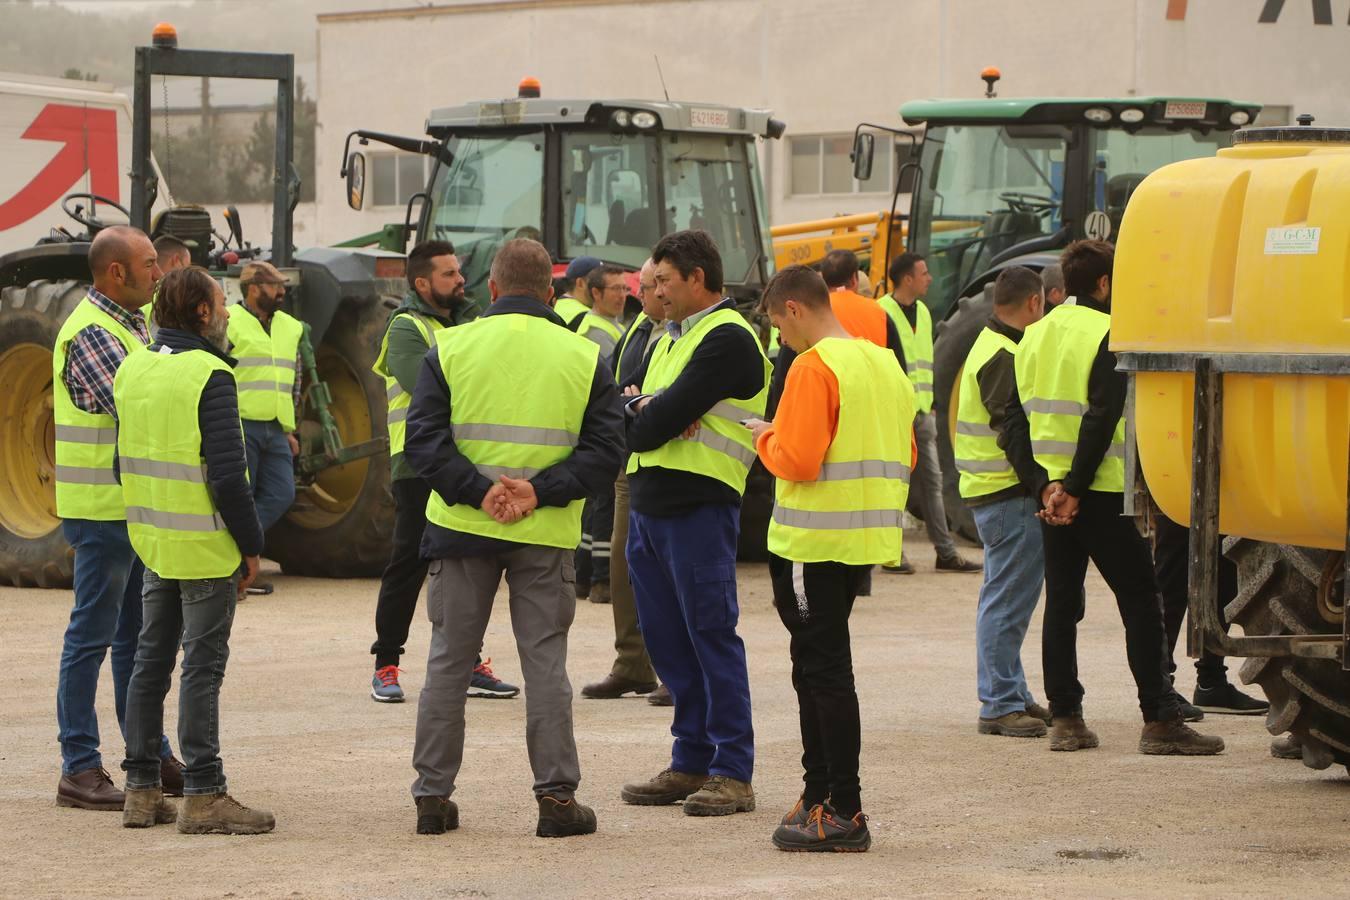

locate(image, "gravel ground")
[[4, 536, 1348, 899]]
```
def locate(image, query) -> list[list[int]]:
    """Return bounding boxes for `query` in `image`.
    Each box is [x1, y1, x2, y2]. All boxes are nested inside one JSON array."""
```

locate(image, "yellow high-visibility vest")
[[877, 294, 934, 414], [373, 311, 444, 456], [955, 326, 1020, 499], [226, 306, 303, 431], [768, 337, 914, 565]]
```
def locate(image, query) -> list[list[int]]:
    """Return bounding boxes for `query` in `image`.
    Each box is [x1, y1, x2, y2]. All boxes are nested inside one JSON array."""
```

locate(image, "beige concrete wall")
[[315, 0, 1337, 245]]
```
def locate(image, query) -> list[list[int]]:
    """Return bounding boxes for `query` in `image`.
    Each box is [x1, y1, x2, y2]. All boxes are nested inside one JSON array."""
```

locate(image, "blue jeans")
[[627, 503, 754, 783], [972, 495, 1044, 719], [124, 569, 238, 795], [243, 419, 296, 532], [57, 519, 171, 774]]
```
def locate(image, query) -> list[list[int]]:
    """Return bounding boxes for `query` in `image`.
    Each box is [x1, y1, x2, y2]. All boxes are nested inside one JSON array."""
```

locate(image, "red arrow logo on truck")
[[0, 103, 119, 232]]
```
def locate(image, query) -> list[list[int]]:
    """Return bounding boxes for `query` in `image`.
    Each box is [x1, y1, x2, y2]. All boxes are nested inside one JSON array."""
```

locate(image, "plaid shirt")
[[62, 289, 151, 418]]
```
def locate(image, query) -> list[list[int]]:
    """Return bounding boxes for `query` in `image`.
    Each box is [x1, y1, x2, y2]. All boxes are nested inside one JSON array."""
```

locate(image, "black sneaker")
[[536, 795, 597, 838], [415, 795, 459, 835], [880, 561, 915, 575], [1193, 682, 1269, 715], [936, 554, 982, 573], [1173, 692, 1204, 722], [772, 803, 870, 853]]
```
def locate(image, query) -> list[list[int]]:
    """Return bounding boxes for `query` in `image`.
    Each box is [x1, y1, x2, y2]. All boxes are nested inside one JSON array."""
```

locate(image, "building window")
[[371, 152, 429, 207], [788, 133, 911, 197]]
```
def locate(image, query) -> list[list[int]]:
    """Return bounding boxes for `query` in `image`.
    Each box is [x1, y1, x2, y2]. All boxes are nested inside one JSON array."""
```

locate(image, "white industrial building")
[[313, 0, 1343, 245]]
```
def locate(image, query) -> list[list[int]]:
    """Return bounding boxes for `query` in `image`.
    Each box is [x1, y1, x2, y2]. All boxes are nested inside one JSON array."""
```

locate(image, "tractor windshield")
[[912, 124, 1069, 315], [1090, 127, 1231, 237], [426, 130, 544, 304]]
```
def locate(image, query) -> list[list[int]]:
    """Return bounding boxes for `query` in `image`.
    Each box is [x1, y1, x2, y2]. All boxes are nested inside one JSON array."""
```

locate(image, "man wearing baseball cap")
[[554, 256, 603, 331], [225, 261, 304, 594]]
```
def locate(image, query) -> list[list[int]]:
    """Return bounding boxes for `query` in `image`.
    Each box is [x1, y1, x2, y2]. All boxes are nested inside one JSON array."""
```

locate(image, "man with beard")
[[225, 261, 303, 595], [53, 225, 183, 811], [369, 241, 518, 703], [114, 266, 272, 834]]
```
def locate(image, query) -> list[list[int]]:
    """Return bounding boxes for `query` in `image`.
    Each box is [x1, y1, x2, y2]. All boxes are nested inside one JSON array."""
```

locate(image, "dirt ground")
[[3, 534, 1348, 899]]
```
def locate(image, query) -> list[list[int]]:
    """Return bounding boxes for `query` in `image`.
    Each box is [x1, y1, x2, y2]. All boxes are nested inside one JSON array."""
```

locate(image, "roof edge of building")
[[318, 0, 703, 24]]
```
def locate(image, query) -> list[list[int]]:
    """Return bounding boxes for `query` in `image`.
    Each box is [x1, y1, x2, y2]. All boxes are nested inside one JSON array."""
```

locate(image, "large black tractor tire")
[[1226, 540, 1350, 773], [266, 297, 395, 577], [927, 285, 994, 545], [0, 279, 90, 588]]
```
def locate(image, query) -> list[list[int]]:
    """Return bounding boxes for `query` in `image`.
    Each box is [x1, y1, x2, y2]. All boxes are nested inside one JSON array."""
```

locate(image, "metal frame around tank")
[[1116, 351, 1350, 670]]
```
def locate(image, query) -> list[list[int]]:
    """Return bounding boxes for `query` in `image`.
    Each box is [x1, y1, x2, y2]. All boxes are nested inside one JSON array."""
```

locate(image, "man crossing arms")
[[368, 241, 517, 703], [746, 265, 914, 852]]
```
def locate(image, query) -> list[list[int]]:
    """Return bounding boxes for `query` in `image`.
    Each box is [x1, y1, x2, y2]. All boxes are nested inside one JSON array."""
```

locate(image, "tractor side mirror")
[[346, 151, 367, 211], [224, 205, 244, 249], [851, 132, 875, 182]]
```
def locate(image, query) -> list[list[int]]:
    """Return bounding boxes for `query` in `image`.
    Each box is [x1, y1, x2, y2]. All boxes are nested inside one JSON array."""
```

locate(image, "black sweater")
[[405, 296, 625, 559], [623, 300, 767, 517], [122, 328, 264, 558]]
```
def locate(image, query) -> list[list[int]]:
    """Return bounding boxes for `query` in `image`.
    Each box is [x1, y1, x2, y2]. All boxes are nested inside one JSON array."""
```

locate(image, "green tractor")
[[853, 77, 1262, 539], [0, 39, 402, 587]]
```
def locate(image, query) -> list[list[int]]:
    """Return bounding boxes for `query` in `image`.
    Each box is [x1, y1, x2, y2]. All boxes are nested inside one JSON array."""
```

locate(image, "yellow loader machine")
[[1114, 118, 1349, 774]]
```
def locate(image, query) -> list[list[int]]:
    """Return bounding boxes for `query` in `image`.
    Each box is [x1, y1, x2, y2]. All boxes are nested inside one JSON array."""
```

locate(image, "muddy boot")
[[122, 787, 177, 828], [620, 768, 707, 806], [1271, 734, 1302, 760], [683, 775, 755, 817], [1024, 702, 1052, 726], [978, 711, 1047, 737], [1049, 716, 1100, 752], [415, 796, 459, 835], [1138, 718, 1225, 755], [177, 792, 276, 835], [536, 794, 597, 838]]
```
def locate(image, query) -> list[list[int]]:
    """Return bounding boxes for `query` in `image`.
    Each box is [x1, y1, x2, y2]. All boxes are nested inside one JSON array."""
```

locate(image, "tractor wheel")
[[264, 298, 395, 577], [1226, 539, 1350, 771], [0, 279, 89, 588], [928, 285, 994, 545]]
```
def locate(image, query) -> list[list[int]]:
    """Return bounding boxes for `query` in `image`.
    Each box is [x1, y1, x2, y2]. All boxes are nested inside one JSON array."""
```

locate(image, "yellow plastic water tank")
[[1113, 124, 1349, 550]]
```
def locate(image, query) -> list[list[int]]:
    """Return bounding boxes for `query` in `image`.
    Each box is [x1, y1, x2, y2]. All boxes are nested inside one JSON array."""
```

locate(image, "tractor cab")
[[342, 81, 784, 309]]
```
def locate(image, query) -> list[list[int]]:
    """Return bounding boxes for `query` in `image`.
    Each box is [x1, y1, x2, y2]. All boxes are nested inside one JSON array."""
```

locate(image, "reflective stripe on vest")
[[114, 347, 242, 579], [877, 294, 934, 414], [373, 311, 444, 456], [954, 326, 1019, 499], [226, 306, 303, 431], [627, 308, 770, 495], [425, 313, 597, 549], [577, 312, 622, 358], [52, 297, 146, 520], [1014, 300, 1126, 492], [767, 337, 915, 565]]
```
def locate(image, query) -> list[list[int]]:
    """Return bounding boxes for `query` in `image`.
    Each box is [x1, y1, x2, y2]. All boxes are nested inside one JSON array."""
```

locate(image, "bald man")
[[54, 226, 183, 812]]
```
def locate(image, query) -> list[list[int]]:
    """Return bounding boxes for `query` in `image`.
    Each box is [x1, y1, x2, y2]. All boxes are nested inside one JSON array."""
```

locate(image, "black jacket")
[[405, 296, 625, 559], [122, 327, 264, 558], [623, 299, 767, 517], [614, 315, 657, 388]]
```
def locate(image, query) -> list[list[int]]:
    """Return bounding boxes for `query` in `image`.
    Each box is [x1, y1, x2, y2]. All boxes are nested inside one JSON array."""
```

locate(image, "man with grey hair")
[[1040, 263, 1066, 308], [405, 238, 624, 838]]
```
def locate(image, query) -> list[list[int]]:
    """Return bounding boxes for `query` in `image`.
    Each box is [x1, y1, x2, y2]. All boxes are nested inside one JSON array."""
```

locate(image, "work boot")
[[620, 768, 707, 806], [581, 673, 657, 699], [647, 684, 673, 707], [56, 766, 124, 811], [777, 795, 815, 829], [1270, 734, 1302, 760], [1193, 682, 1268, 715], [683, 775, 756, 817], [1049, 716, 1100, 752], [936, 554, 982, 573], [160, 755, 186, 798], [122, 787, 176, 828], [415, 795, 459, 835], [1024, 702, 1052, 726], [772, 803, 870, 853], [1173, 691, 1205, 722], [589, 583, 612, 605], [978, 711, 1047, 738], [536, 794, 597, 838], [880, 560, 915, 575], [1138, 718, 1225, 755], [177, 792, 276, 835]]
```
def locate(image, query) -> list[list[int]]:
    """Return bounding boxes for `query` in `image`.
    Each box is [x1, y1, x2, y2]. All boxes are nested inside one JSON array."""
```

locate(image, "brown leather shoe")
[[620, 768, 708, 806], [1049, 716, 1100, 752], [589, 583, 612, 605], [581, 673, 657, 699], [160, 756, 185, 797], [683, 775, 755, 817], [56, 766, 125, 811], [1024, 702, 1052, 726], [1139, 718, 1225, 756], [646, 684, 673, 707]]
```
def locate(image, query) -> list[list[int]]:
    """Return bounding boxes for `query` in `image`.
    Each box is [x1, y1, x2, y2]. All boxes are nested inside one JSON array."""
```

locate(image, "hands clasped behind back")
[[481, 475, 539, 524]]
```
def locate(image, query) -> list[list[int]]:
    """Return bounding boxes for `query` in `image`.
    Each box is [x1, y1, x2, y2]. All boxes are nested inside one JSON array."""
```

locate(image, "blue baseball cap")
[[563, 256, 603, 280]]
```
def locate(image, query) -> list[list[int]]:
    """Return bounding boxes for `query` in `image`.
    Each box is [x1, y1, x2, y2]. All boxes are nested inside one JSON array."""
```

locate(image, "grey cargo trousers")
[[412, 545, 580, 800]]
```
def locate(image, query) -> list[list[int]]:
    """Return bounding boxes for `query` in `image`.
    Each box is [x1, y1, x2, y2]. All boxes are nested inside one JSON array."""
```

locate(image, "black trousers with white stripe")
[[768, 553, 869, 818], [575, 483, 615, 591]]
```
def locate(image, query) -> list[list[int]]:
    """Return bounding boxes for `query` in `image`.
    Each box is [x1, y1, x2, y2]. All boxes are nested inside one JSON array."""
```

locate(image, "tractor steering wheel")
[[62, 193, 132, 232], [997, 191, 1059, 216]]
